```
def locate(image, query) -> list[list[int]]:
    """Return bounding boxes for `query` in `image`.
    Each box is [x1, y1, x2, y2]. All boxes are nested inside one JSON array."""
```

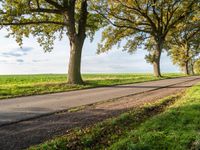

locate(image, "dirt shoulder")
[[0, 78, 199, 150]]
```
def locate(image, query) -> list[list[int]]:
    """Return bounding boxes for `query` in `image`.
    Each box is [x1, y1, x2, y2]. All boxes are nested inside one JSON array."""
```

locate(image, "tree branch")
[[30, 8, 62, 14], [45, 0, 64, 9], [78, 0, 88, 37]]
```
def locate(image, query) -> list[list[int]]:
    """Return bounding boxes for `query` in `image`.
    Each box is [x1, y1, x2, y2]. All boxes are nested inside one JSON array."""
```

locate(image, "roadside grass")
[[0, 73, 183, 99], [30, 84, 200, 150], [29, 90, 184, 150], [109, 84, 200, 150]]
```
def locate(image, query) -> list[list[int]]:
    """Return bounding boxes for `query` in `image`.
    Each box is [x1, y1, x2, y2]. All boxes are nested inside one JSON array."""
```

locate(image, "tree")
[[93, 0, 199, 77], [0, 0, 102, 84], [194, 59, 200, 74], [167, 14, 200, 75]]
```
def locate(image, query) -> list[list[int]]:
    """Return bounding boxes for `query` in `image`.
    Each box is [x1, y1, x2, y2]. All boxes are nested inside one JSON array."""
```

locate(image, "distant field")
[[0, 73, 184, 99]]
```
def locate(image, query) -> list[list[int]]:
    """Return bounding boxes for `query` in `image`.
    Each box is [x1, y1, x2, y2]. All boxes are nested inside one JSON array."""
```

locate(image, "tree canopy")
[[0, 0, 102, 50], [93, 0, 199, 77]]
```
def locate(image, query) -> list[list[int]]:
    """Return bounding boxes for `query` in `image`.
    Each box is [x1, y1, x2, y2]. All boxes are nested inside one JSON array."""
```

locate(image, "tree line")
[[0, 0, 199, 84]]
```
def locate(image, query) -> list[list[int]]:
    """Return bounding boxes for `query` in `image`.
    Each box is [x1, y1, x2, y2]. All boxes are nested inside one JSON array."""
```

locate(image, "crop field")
[[0, 73, 184, 99]]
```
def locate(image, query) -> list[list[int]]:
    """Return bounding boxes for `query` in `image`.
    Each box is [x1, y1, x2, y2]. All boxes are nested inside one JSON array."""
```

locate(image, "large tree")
[[93, 0, 199, 77], [168, 14, 200, 75], [0, 0, 102, 84]]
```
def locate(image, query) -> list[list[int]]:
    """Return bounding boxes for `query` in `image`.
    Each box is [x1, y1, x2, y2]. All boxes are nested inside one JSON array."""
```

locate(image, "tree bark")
[[183, 61, 190, 75], [153, 50, 162, 77], [189, 60, 195, 75], [152, 39, 163, 77], [66, 0, 88, 85], [191, 65, 195, 75], [183, 44, 190, 75], [67, 35, 85, 84]]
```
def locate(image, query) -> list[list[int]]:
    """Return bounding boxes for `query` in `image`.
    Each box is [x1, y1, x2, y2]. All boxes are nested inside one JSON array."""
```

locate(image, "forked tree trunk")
[[66, 0, 88, 85], [68, 36, 85, 84]]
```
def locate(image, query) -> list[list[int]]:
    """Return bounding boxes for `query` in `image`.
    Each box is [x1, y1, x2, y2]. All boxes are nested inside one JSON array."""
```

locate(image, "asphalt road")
[[0, 76, 199, 126]]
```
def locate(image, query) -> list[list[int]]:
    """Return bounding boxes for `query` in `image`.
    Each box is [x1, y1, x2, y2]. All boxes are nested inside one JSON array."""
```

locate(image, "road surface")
[[0, 76, 199, 126]]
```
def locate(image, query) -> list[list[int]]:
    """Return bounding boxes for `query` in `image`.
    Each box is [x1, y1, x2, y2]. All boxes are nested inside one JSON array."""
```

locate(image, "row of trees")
[[0, 0, 200, 84]]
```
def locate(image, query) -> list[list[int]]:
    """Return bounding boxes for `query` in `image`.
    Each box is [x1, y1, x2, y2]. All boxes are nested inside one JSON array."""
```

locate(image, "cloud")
[[16, 59, 24, 63], [2, 52, 24, 57], [1, 47, 33, 58], [0, 60, 8, 63], [32, 59, 49, 63], [19, 47, 33, 52]]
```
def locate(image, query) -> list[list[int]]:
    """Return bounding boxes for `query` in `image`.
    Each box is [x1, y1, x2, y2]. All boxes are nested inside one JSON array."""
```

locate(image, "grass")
[[109, 85, 200, 150], [0, 73, 183, 99], [29, 84, 200, 150]]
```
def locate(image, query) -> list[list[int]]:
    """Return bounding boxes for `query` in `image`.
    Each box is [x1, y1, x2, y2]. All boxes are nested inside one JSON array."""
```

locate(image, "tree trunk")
[[189, 60, 195, 75], [153, 40, 163, 77], [153, 50, 162, 77], [191, 65, 195, 75], [67, 36, 85, 84], [184, 44, 190, 76], [183, 61, 190, 75]]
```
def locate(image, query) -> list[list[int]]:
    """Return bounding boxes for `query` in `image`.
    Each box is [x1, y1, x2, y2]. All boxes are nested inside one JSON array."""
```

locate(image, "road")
[[0, 76, 199, 126]]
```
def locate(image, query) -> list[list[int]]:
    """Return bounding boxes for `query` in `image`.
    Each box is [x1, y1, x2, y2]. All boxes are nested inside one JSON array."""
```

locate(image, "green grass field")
[[0, 73, 183, 99], [30, 84, 200, 150]]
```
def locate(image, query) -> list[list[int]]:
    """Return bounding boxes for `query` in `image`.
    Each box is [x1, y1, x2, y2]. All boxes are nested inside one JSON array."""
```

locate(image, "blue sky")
[[0, 29, 180, 75]]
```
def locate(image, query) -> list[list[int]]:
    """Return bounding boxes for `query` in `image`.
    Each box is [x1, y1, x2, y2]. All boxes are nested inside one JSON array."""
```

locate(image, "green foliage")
[[0, 73, 183, 99], [0, 0, 103, 51], [94, 0, 199, 62], [194, 59, 200, 74]]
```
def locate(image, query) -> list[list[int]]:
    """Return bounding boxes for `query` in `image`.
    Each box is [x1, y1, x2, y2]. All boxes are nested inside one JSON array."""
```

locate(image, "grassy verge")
[[0, 73, 183, 99], [109, 84, 200, 150], [29, 90, 185, 150]]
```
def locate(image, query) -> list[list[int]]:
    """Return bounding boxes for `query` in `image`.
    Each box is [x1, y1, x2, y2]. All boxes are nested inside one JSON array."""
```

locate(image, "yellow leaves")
[[192, 16, 200, 21], [170, 43, 192, 67]]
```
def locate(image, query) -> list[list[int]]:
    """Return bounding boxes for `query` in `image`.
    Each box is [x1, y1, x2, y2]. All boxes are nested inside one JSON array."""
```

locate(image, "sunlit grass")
[[109, 84, 200, 150], [0, 73, 184, 99]]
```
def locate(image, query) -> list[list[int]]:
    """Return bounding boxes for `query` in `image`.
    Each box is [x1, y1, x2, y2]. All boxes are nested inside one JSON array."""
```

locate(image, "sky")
[[0, 29, 180, 75]]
